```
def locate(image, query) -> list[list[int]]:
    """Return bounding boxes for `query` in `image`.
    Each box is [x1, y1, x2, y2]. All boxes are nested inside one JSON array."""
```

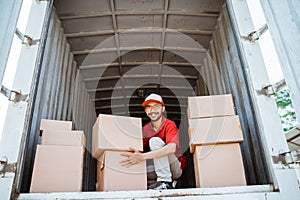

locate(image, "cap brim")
[[142, 99, 164, 107]]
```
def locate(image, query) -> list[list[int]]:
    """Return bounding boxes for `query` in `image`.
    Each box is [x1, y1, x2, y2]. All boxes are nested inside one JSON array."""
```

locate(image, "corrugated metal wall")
[[73, 69, 98, 191], [20, 9, 96, 192], [195, 5, 271, 185]]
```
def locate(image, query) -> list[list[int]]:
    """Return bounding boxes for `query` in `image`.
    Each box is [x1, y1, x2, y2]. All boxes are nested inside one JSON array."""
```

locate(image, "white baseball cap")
[[142, 93, 164, 107]]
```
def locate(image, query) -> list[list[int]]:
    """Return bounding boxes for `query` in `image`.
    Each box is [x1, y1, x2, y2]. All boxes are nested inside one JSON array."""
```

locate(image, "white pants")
[[147, 137, 182, 182]]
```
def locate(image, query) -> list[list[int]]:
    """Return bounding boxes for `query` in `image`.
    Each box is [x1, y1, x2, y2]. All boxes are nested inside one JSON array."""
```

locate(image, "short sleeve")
[[165, 121, 179, 147]]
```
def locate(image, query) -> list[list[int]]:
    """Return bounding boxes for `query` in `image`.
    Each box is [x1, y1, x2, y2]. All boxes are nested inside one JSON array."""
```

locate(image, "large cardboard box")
[[40, 119, 72, 135], [92, 114, 143, 158], [41, 130, 86, 146], [188, 94, 235, 119], [30, 145, 84, 193], [96, 151, 147, 191], [193, 143, 246, 188], [189, 115, 243, 153]]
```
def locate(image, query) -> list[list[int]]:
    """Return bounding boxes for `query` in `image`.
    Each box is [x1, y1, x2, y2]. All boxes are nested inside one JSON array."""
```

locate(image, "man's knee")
[[149, 137, 165, 150]]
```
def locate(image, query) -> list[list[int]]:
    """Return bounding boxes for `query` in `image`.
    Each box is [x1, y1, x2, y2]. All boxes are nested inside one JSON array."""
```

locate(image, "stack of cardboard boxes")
[[188, 94, 247, 188], [92, 114, 147, 191], [30, 96, 246, 192], [30, 119, 85, 193]]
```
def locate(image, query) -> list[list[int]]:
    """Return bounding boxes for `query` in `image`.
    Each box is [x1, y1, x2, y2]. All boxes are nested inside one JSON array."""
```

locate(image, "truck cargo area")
[[1, 0, 297, 199]]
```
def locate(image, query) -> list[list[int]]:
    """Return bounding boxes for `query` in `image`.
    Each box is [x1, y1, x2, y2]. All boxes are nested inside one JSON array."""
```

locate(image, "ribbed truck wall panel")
[[195, 5, 270, 185], [21, 9, 96, 192]]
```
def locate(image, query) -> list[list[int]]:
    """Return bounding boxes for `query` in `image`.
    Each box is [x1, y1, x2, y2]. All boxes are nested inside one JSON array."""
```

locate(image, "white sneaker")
[[152, 182, 173, 190]]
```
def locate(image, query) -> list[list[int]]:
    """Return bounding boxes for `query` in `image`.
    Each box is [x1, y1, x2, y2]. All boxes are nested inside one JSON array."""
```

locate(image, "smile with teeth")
[[149, 112, 158, 117]]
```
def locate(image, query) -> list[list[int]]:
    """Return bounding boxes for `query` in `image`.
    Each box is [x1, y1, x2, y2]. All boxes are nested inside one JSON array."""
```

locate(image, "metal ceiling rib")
[[54, 0, 224, 119], [109, 0, 127, 110], [157, 0, 169, 90]]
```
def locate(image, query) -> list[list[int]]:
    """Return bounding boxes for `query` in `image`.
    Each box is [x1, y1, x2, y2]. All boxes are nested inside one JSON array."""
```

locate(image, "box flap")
[[188, 94, 235, 119], [41, 130, 86, 146], [40, 119, 72, 136], [189, 115, 244, 153], [92, 114, 143, 158]]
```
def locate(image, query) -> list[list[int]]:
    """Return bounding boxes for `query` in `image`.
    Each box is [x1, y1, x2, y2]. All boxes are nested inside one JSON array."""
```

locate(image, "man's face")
[[144, 102, 165, 122]]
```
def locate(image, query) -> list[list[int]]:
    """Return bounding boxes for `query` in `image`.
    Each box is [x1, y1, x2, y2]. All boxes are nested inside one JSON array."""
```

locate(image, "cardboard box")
[[92, 114, 143, 158], [189, 115, 243, 153], [30, 145, 84, 193], [96, 151, 147, 191], [40, 119, 72, 135], [188, 94, 235, 119], [193, 143, 246, 188], [41, 130, 86, 146]]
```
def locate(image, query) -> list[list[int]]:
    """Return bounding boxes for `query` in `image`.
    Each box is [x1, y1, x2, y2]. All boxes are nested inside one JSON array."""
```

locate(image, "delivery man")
[[120, 93, 186, 190]]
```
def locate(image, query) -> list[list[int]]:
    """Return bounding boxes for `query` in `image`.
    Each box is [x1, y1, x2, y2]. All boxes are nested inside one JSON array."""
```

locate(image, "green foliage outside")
[[274, 87, 298, 132]]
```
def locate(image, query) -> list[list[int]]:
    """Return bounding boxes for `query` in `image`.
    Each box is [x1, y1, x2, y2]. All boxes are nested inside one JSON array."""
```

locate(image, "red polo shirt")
[[143, 117, 186, 170]]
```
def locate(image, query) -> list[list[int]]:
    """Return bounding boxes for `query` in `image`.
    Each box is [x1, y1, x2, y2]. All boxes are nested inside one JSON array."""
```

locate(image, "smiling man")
[[121, 93, 186, 190]]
